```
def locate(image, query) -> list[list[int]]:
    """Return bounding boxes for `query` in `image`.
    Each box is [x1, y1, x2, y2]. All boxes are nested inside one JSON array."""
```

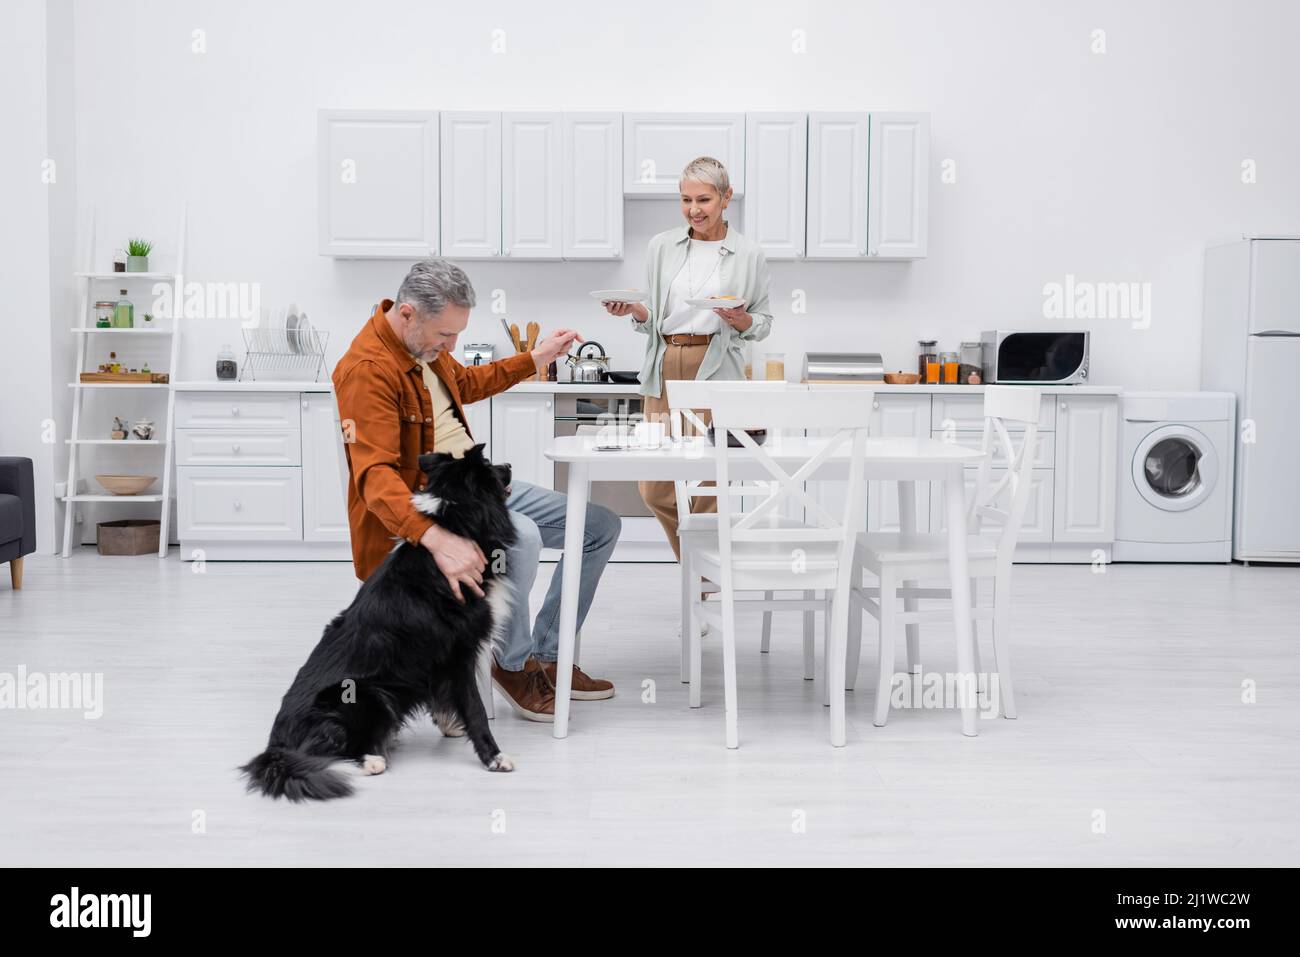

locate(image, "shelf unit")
[[61, 206, 187, 558]]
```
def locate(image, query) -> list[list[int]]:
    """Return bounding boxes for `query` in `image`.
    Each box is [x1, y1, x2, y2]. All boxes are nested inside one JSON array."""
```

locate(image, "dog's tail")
[[240, 747, 353, 802]]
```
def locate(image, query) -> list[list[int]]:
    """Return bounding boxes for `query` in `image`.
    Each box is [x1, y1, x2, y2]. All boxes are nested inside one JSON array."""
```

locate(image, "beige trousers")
[[638, 342, 716, 561]]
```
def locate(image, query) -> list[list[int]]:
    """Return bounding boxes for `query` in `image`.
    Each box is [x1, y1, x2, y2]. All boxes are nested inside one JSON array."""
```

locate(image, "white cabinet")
[[503, 112, 563, 259], [563, 113, 623, 259], [490, 393, 554, 490], [440, 112, 502, 258], [931, 469, 1054, 544], [1053, 395, 1118, 542], [623, 113, 745, 196], [301, 394, 349, 543], [867, 394, 932, 532], [806, 112, 870, 259], [867, 112, 929, 259], [177, 466, 304, 541], [461, 399, 492, 459], [743, 113, 807, 260], [318, 110, 439, 258]]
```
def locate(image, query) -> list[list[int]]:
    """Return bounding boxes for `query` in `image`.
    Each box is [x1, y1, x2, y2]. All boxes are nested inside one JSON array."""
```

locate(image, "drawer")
[[930, 468, 1054, 543], [931, 393, 1055, 432], [175, 392, 301, 430], [931, 430, 1055, 469], [176, 429, 302, 466], [177, 466, 303, 541]]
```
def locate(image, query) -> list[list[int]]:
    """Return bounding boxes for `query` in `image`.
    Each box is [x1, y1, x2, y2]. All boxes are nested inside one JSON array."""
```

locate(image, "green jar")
[[113, 289, 133, 329]]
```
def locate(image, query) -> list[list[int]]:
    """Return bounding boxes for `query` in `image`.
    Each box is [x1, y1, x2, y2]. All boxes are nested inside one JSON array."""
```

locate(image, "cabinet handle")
[[232, 444, 240, 453], [302, 399, 309, 410], [1060, 402, 1068, 412], [872, 401, 879, 409], [545, 401, 552, 409], [231, 406, 240, 416], [233, 499, 242, 511], [503, 247, 511, 257]]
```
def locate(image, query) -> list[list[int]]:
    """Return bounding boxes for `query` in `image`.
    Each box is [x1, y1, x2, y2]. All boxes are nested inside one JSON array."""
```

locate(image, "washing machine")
[[1114, 392, 1235, 561]]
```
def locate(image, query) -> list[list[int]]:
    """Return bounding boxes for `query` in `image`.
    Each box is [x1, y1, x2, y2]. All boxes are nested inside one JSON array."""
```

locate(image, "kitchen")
[[3, 0, 1299, 892]]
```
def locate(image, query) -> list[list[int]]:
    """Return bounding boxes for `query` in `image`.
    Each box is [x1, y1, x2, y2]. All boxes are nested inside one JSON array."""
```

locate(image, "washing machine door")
[[1131, 424, 1219, 513]]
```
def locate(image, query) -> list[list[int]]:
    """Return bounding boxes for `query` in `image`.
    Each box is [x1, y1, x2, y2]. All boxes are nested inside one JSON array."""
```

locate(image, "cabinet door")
[[461, 399, 492, 460], [806, 113, 869, 259], [490, 393, 554, 490], [623, 113, 745, 196], [301, 394, 350, 543], [866, 395, 931, 532], [318, 110, 439, 258], [563, 113, 623, 259], [177, 466, 303, 541], [1053, 395, 1118, 542], [743, 113, 807, 260], [440, 112, 501, 258], [931, 469, 1054, 544], [868, 112, 929, 259], [503, 112, 562, 259]]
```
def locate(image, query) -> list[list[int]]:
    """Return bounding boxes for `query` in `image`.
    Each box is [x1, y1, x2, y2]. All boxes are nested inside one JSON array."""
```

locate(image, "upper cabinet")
[[502, 112, 563, 259], [623, 113, 745, 197], [563, 113, 623, 259], [743, 113, 808, 260], [868, 112, 930, 259], [806, 113, 870, 259], [441, 112, 502, 259], [318, 110, 439, 258]]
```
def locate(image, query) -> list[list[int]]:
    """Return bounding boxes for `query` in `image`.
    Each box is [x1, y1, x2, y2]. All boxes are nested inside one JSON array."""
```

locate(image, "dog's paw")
[[360, 754, 388, 776], [434, 710, 466, 738], [486, 752, 515, 772]]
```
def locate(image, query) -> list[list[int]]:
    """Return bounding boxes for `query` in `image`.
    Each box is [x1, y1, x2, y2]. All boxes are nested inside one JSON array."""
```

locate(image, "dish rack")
[[239, 325, 329, 381]]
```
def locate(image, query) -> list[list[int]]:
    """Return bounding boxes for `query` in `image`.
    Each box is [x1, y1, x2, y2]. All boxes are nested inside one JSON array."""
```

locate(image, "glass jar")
[[216, 344, 238, 381], [940, 351, 960, 384], [764, 351, 786, 381], [112, 248, 126, 273], [94, 301, 115, 328], [917, 339, 938, 381], [959, 341, 983, 385], [112, 290, 133, 328]]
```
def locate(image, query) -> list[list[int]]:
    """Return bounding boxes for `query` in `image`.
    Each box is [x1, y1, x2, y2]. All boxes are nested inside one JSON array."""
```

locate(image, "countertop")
[[172, 380, 333, 392], [508, 380, 1123, 395]]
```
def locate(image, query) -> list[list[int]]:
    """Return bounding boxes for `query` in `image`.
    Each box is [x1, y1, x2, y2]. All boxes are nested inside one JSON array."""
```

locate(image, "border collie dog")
[[241, 444, 517, 801]]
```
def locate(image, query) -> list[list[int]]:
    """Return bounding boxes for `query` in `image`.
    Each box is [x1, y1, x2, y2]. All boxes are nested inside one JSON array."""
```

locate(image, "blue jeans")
[[497, 480, 621, 672]]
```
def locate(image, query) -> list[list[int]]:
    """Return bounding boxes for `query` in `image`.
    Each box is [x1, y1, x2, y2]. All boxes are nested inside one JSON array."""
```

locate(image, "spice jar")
[[917, 339, 939, 383], [216, 344, 238, 381], [95, 301, 115, 328], [959, 341, 983, 385]]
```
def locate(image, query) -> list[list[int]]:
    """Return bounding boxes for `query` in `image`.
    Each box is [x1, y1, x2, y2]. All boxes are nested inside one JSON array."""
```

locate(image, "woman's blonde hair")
[[679, 156, 731, 196]]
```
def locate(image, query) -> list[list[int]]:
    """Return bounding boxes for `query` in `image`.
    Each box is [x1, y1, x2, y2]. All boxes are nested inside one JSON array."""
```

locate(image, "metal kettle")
[[565, 341, 611, 383]]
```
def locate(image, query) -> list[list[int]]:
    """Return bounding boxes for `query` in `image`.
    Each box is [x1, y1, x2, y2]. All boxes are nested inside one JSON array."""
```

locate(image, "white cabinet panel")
[[623, 113, 745, 196], [503, 112, 562, 259], [462, 399, 492, 460], [440, 112, 502, 258], [175, 429, 301, 467], [175, 393, 300, 430], [743, 113, 807, 260], [868, 112, 929, 259], [931, 469, 1054, 544], [563, 113, 623, 259], [490, 393, 554, 490], [1053, 395, 1118, 541], [301, 394, 349, 543], [806, 113, 870, 259], [931, 393, 1056, 433], [866, 394, 931, 532], [177, 466, 303, 541], [1247, 239, 1300, 335], [318, 110, 439, 258], [938, 430, 1056, 470]]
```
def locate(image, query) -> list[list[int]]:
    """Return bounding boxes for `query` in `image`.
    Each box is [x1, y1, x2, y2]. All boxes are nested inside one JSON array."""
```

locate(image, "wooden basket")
[[96, 520, 160, 556]]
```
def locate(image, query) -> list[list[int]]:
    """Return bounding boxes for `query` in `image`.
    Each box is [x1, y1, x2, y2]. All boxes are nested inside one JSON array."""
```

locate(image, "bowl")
[[883, 372, 921, 385], [95, 474, 156, 496]]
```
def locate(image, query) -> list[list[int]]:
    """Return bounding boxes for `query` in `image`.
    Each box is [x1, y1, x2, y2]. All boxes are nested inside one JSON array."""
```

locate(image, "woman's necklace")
[[685, 238, 723, 298]]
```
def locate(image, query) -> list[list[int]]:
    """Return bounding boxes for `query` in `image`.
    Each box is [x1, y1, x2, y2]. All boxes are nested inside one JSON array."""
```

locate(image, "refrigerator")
[[1202, 237, 1300, 562]]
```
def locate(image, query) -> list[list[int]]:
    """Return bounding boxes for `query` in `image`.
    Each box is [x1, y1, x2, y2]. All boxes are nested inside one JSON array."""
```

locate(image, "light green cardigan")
[[630, 223, 774, 398]]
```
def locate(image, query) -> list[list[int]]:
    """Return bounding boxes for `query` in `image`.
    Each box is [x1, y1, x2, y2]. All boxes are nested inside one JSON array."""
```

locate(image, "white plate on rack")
[[685, 297, 746, 309], [590, 290, 648, 303], [285, 310, 300, 354]]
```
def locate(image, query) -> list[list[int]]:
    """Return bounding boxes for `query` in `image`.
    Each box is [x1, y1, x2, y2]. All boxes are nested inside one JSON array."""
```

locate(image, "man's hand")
[[531, 327, 584, 373], [419, 524, 487, 603]]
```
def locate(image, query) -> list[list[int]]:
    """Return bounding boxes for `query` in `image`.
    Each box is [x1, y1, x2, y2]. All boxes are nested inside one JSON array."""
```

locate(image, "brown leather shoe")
[[491, 661, 555, 722], [528, 657, 616, 701]]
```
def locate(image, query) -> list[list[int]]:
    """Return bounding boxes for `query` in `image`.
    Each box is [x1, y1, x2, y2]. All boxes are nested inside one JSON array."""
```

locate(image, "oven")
[[553, 391, 652, 517]]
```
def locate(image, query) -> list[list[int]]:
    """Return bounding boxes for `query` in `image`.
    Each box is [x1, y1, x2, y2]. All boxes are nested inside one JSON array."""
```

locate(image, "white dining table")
[[543, 433, 988, 740]]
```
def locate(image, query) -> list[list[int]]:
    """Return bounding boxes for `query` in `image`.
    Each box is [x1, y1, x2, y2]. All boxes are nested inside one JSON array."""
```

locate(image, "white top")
[[660, 238, 725, 335]]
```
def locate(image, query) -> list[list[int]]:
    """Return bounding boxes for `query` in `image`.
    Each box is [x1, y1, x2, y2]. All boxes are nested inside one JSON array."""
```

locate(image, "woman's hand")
[[714, 305, 753, 333], [603, 300, 649, 323]]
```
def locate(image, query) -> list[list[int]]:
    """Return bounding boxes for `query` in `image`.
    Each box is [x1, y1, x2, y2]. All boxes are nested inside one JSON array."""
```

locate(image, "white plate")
[[590, 290, 647, 303], [685, 297, 746, 309]]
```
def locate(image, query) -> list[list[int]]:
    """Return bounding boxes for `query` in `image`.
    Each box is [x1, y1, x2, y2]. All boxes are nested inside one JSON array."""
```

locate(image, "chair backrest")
[[968, 386, 1043, 565], [710, 386, 872, 571], [663, 379, 790, 516]]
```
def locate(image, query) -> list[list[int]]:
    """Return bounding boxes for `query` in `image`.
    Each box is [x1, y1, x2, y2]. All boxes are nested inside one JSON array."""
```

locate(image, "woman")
[[602, 156, 774, 559]]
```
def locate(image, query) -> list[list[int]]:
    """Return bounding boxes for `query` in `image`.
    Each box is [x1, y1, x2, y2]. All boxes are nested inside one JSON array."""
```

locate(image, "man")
[[333, 259, 622, 722]]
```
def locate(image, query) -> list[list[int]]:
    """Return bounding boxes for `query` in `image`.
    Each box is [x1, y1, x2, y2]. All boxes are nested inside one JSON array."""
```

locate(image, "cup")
[[634, 420, 666, 449]]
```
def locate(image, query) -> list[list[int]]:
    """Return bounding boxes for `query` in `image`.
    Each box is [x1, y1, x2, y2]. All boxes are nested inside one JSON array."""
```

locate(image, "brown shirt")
[[332, 300, 535, 581]]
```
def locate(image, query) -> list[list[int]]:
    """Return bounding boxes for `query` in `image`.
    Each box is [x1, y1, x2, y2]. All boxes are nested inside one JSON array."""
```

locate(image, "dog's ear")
[[418, 451, 450, 474], [467, 443, 487, 462]]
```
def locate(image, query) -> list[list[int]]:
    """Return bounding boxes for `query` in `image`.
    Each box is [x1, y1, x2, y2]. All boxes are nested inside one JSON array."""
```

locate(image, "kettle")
[[565, 341, 611, 383]]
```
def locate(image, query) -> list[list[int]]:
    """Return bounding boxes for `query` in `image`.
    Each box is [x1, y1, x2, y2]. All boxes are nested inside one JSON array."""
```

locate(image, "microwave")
[[981, 330, 1089, 384]]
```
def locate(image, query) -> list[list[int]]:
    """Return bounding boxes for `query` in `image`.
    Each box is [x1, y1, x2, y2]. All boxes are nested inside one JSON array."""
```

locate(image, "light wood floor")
[[1, 551, 1297, 867]]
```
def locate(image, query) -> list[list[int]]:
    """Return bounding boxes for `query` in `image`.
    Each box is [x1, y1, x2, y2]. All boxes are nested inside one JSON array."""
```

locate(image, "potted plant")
[[125, 238, 153, 273]]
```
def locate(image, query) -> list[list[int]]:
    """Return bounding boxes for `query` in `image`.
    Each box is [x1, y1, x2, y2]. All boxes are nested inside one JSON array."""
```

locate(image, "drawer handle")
[[232, 444, 240, 453], [233, 499, 242, 511], [231, 406, 240, 416], [872, 401, 879, 409]]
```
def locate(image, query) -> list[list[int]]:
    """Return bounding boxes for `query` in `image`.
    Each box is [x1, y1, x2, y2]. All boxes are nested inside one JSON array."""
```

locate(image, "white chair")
[[664, 380, 824, 697], [847, 386, 1042, 728], [687, 385, 872, 748]]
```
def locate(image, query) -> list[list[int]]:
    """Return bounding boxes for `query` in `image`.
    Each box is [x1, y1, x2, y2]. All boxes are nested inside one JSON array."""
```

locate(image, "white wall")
[[11, 0, 1300, 548]]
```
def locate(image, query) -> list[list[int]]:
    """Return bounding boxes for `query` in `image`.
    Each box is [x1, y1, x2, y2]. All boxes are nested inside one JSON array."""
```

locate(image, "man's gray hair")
[[395, 259, 476, 318], [679, 155, 731, 196]]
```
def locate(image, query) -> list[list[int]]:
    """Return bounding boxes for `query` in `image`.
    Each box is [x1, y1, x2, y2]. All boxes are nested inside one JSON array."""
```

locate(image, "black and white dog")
[[241, 444, 517, 801]]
